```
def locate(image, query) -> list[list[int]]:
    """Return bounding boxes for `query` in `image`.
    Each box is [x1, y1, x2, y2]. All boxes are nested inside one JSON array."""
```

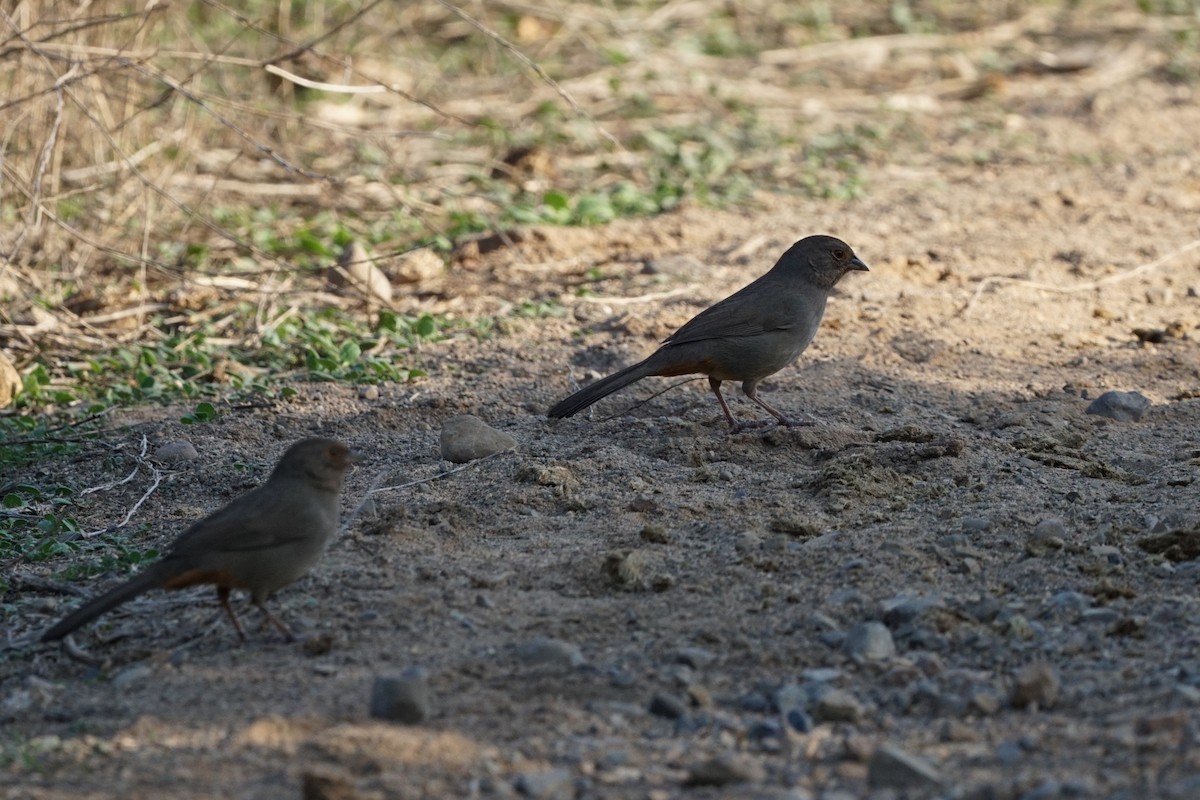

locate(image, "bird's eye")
[[832, 249, 846, 260]]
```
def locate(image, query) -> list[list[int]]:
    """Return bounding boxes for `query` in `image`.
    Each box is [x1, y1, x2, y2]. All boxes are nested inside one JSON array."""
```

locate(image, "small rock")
[[608, 669, 636, 688], [786, 709, 815, 733], [603, 550, 648, 590], [962, 517, 991, 533], [648, 692, 687, 719], [969, 688, 1002, 715], [1080, 607, 1120, 625], [939, 719, 980, 743], [881, 594, 942, 626], [516, 637, 585, 670], [1010, 662, 1060, 709], [683, 752, 765, 787], [867, 744, 944, 791], [357, 385, 380, 401], [440, 414, 516, 463], [369, 667, 431, 724], [1145, 286, 1172, 305], [686, 684, 713, 708], [643, 254, 704, 277], [1045, 591, 1090, 615], [333, 241, 393, 302], [674, 647, 717, 669], [1085, 390, 1151, 422], [302, 768, 360, 800], [393, 247, 444, 284], [995, 739, 1024, 764], [303, 633, 335, 656], [773, 682, 808, 717], [1175, 684, 1200, 705], [640, 525, 670, 544], [1032, 518, 1067, 540], [812, 687, 864, 723], [514, 767, 573, 799], [154, 440, 198, 465], [111, 664, 154, 691], [844, 622, 896, 661]]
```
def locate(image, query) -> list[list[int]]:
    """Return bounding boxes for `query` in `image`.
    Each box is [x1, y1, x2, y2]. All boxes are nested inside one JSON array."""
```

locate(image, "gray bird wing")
[[166, 479, 321, 557], [663, 279, 799, 346]]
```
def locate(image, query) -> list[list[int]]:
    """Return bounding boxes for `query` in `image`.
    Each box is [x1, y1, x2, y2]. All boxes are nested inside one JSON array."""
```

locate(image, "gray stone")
[[154, 440, 198, 464], [1175, 684, 1200, 705], [648, 692, 687, 719], [969, 688, 1002, 715], [673, 647, 717, 669], [1080, 607, 1120, 625], [1045, 591, 1090, 614], [773, 683, 808, 714], [1011, 662, 1060, 709], [515, 637, 585, 670], [111, 664, 154, 691], [683, 752, 765, 787], [800, 667, 843, 683], [881, 594, 943, 626], [1033, 518, 1067, 540], [812, 687, 864, 723], [1085, 390, 1151, 422], [844, 622, 896, 661], [867, 744, 944, 791], [514, 767, 573, 799], [962, 516, 991, 533], [440, 414, 517, 463], [369, 667, 431, 724]]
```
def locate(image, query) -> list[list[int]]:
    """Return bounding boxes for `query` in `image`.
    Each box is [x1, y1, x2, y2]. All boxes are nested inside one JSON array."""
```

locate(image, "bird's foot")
[[775, 416, 815, 429]]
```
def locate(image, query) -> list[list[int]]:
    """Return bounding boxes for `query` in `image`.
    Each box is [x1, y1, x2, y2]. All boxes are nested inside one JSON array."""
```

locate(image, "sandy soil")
[[4, 14, 1200, 800]]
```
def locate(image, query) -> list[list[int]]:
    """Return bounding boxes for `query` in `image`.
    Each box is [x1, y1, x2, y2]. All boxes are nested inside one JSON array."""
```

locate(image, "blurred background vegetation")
[[0, 0, 1197, 415]]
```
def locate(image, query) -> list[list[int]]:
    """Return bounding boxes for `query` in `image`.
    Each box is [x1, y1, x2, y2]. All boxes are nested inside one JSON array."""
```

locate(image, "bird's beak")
[[850, 256, 869, 272]]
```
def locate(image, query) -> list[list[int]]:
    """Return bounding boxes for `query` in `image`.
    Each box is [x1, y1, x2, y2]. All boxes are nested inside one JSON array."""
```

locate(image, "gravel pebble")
[[513, 767, 573, 799], [1011, 662, 1060, 709], [515, 637, 585, 669], [812, 687, 864, 723], [302, 767, 359, 800], [111, 664, 154, 691], [440, 414, 517, 463], [673, 646, 716, 669], [844, 622, 896, 661], [1085, 390, 1151, 422], [962, 516, 991, 533], [1032, 518, 1067, 540], [867, 743, 944, 792], [368, 667, 431, 724], [154, 440, 198, 464], [683, 752, 765, 787], [648, 692, 687, 719]]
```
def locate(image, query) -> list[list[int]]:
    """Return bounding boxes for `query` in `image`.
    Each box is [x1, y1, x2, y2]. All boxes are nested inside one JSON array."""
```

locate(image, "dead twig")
[[432, 0, 621, 150], [960, 237, 1200, 317], [80, 435, 165, 537]]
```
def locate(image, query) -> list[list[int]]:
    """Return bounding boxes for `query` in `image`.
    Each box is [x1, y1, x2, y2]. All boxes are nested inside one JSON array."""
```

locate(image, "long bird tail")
[[41, 567, 166, 642], [547, 359, 656, 419]]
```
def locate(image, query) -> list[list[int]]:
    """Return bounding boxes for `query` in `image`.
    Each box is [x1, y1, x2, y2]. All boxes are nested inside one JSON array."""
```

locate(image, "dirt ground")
[[5, 12, 1200, 800]]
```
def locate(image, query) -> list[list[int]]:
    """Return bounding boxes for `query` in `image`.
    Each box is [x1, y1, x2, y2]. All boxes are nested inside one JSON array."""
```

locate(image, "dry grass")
[[0, 0, 1195, 402]]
